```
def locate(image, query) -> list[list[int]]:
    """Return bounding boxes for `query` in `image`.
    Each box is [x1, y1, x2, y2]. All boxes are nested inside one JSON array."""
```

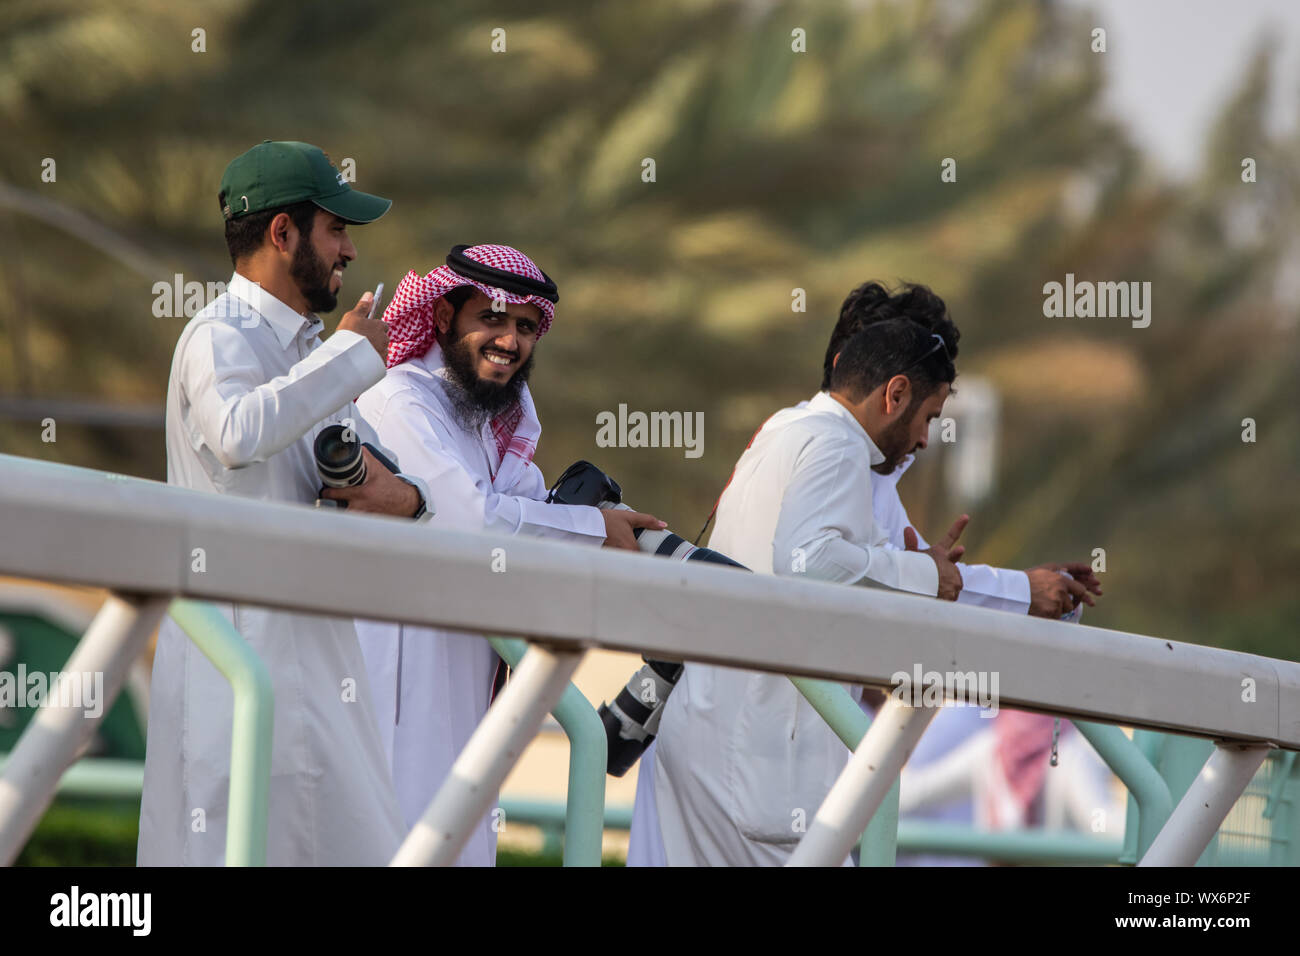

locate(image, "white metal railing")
[[2, 452, 1298, 866]]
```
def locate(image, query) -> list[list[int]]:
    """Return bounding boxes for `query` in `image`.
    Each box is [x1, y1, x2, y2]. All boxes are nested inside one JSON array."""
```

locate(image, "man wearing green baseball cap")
[[139, 141, 429, 867], [219, 139, 393, 227], [217, 139, 394, 320]]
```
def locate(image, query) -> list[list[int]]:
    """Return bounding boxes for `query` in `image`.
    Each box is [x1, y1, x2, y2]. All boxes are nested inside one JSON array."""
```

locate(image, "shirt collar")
[[808, 391, 885, 466], [414, 342, 458, 391], [227, 272, 322, 350], [418, 341, 448, 378]]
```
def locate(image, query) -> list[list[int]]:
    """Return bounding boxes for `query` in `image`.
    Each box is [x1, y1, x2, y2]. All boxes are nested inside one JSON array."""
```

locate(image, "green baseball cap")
[[218, 140, 392, 224]]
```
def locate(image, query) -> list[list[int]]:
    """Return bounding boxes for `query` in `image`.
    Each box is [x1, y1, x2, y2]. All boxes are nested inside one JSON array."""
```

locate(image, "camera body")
[[547, 460, 750, 776]]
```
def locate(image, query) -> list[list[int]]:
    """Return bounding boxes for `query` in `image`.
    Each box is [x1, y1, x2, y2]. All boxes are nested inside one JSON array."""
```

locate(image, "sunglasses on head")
[[898, 333, 952, 377]]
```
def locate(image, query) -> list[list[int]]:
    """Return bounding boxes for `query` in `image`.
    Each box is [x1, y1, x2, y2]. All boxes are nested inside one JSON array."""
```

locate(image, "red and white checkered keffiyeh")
[[382, 244, 555, 368], [383, 244, 554, 482]]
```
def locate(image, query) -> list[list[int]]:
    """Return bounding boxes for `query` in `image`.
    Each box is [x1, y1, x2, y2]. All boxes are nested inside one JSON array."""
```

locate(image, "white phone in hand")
[[367, 282, 385, 320]]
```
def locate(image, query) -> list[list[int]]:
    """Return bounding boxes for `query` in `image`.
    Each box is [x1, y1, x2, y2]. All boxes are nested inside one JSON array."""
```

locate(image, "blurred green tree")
[[1, 0, 1295, 654]]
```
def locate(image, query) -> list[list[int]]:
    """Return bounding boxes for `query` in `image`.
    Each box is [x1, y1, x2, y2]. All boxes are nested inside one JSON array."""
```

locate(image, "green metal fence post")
[[1074, 721, 1172, 861], [490, 637, 605, 866], [1263, 752, 1297, 821], [169, 599, 273, 867], [788, 676, 899, 865], [896, 820, 1123, 863], [861, 780, 901, 866]]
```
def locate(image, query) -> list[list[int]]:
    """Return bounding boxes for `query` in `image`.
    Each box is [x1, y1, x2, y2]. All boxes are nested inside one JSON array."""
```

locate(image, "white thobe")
[[647, 393, 938, 866], [870, 453, 1030, 615], [804, 392, 1030, 614], [139, 272, 424, 867], [628, 394, 1033, 865], [354, 344, 607, 866]]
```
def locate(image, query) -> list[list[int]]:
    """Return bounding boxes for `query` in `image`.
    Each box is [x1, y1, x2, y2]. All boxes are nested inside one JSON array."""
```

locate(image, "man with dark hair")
[[629, 278, 1107, 868], [354, 244, 664, 866], [140, 141, 431, 866], [822, 281, 1100, 617], [628, 280, 1102, 866], [644, 310, 968, 866], [821, 281, 960, 392]]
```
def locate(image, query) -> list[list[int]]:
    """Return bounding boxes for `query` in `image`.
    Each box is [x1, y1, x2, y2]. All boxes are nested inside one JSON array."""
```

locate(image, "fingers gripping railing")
[[490, 637, 605, 866], [0, 593, 168, 865], [391, 643, 584, 866]]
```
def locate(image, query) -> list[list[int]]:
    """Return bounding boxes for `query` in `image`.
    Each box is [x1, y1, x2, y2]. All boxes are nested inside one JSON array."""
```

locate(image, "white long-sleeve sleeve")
[[336, 405, 432, 521], [771, 433, 938, 595], [179, 321, 385, 470], [357, 385, 606, 543], [871, 469, 1031, 614]]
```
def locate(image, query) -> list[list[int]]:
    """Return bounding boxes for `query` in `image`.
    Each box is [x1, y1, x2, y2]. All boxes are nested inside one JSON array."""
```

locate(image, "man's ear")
[[883, 374, 910, 416], [268, 212, 295, 255], [433, 297, 455, 335], [832, 351, 841, 369]]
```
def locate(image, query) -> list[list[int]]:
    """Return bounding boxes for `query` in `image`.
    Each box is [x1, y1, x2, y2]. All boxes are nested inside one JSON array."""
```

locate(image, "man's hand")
[[601, 509, 668, 551], [904, 515, 968, 601], [320, 447, 421, 517], [335, 291, 389, 359], [929, 514, 969, 563], [1025, 562, 1102, 617], [1051, 561, 1104, 598]]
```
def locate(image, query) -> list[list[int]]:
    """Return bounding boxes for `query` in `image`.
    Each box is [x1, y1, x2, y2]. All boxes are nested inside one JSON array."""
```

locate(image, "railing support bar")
[[490, 637, 605, 866], [788, 695, 935, 867], [788, 676, 900, 865], [0, 592, 168, 865], [391, 643, 583, 866], [168, 599, 274, 866], [1139, 741, 1273, 867]]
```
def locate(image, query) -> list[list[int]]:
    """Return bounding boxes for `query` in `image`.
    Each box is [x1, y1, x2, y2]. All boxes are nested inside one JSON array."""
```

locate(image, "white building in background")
[[931, 375, 1001, 506]]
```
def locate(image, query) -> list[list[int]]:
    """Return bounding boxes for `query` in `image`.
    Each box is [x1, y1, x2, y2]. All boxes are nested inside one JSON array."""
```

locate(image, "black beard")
[[440, 330, 535, 431], [870, 398, 923, 474], [291, 239, 338, 313]]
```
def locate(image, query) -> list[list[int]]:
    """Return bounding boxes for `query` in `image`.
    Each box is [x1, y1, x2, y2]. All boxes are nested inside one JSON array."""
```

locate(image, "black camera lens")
[[315, 424, 366, 488]]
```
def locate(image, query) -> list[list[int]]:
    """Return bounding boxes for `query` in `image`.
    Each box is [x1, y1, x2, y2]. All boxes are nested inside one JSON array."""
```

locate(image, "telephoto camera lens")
[[547, 460, 750, 776], [315, 424, 367, 492]]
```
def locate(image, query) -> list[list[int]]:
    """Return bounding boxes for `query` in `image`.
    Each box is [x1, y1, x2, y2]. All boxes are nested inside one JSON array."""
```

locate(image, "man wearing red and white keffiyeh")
[[354, 243, 663, 866]]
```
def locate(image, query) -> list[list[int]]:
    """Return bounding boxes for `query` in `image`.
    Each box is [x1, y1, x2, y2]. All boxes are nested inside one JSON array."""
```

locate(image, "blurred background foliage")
[[1, 0, 1297, 659]]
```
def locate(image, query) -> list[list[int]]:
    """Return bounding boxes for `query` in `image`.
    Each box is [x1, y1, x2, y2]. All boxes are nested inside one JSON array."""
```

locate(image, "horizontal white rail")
[[3, 453, 1299, 751]]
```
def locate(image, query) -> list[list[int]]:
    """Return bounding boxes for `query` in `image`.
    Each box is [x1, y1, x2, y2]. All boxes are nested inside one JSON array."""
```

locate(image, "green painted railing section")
[[27, 739, 1298, 866], [1073, 721, 1172, 860], [168, 599, 274, 867], [787, 676, 898, 865], [895, 820, 1123, 863], [489, 637, 606, 867], [16, 603, 1293, 868], [38, 757, 145, 799], [494, 799, 1124, 865], [1264, 752, 1297, 820], [1119, 729, 1170, 864], [0, 758, 1175, 867]]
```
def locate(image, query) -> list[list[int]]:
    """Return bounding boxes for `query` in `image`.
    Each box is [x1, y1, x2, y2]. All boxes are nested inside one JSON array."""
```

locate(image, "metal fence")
[[1, 452, 1298, 866]]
